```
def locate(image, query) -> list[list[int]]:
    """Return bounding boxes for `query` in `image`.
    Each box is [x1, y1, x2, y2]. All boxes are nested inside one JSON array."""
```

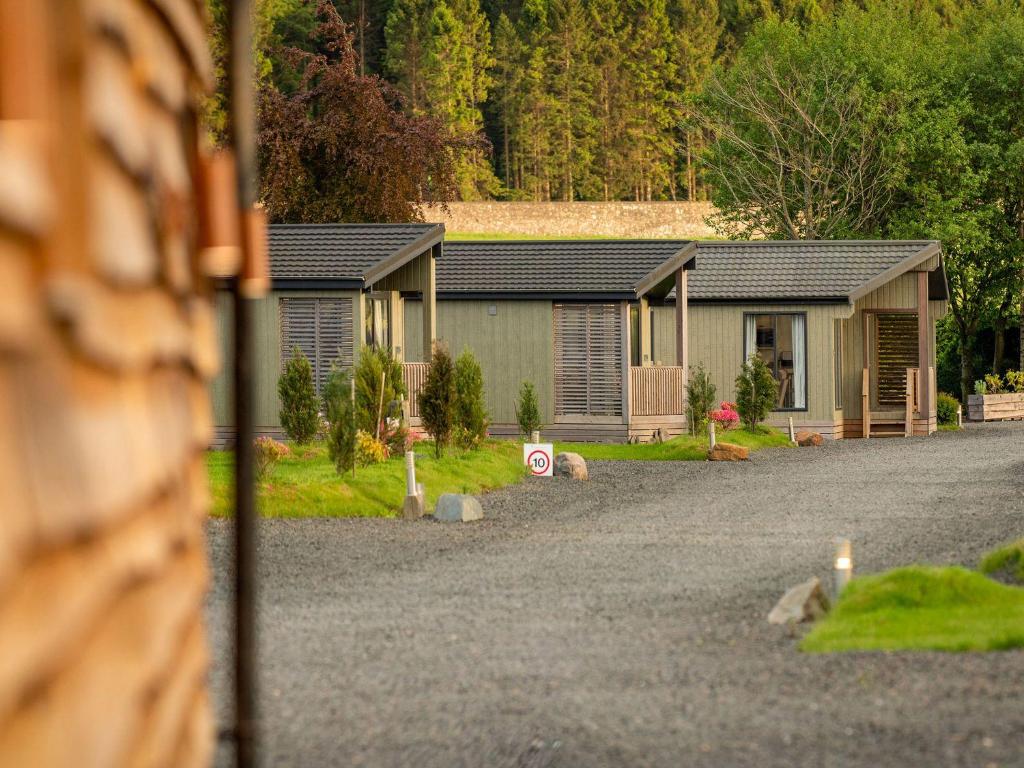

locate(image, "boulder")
[[707, 442, 749, 461], [767, 577, 830, 625], [795, 430, 823, 447], [432, 493, 484, 522], [554, 452, 589, 480]]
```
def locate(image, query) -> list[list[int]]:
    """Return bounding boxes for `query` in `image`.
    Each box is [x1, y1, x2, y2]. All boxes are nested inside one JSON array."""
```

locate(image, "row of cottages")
[[211, 226, 949, 443]]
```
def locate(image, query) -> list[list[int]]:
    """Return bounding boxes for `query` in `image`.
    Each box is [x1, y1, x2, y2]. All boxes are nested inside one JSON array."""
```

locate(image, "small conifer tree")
[[418, 342, 457, 457], [278, 347, 319, 444], [685, 363, 717, 436], [322, 365, 356, 474], [515, 381, 542, 439], [454, 348, 489, 449], [734, 355, 778, 431]]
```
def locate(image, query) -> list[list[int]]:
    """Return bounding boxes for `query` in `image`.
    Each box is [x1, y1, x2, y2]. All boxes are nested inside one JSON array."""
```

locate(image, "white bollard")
[[834, 538, 853, 597], [531, 430, 540, 444], [957, 405, 963, 428], [708, 421, 717, 450], [404, 451, 416, 496], [789, 416, 796, 443]]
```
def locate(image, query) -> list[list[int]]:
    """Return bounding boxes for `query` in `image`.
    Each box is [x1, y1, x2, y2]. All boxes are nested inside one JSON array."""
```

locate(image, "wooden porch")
[[627, 365, 687, 442], [860, 365, 935, 437]]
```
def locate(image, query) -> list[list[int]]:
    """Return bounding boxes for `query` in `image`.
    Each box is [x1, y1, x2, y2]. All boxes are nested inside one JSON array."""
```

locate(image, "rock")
[[795, 430, 823, 447], [768, 577, 830, 625], [432, 493, 483, 522], [707, 442, 749, 461], [554, 452, 588, 480]]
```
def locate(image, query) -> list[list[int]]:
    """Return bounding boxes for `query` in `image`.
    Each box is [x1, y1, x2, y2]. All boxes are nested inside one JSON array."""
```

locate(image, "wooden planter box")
[[967, 392, 1024, 422]]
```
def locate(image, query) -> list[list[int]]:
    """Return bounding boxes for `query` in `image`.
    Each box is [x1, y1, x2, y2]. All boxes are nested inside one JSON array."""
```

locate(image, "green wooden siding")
[[407, 299, 556, 425], [210, 288, 362, 429]]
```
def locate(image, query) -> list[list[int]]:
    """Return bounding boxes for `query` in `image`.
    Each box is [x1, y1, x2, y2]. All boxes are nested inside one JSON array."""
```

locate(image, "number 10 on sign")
[[523, 443, 554, 477]]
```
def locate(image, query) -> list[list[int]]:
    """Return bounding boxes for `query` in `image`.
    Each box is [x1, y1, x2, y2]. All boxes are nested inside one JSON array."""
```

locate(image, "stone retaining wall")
[[419, 201, 718, 239]]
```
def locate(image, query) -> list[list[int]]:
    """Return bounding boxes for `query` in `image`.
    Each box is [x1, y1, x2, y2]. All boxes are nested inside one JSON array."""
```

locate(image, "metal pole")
[[227, 1, 257, 766]]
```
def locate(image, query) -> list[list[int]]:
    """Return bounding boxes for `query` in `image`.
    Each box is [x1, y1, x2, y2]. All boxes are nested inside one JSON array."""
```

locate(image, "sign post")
[[523, 443, 554, 477]]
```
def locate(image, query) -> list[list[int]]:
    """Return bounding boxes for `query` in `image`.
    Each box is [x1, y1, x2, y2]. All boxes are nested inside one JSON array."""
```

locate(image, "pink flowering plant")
[[709, 401, 740, 431], [253, 436, 290, 481]]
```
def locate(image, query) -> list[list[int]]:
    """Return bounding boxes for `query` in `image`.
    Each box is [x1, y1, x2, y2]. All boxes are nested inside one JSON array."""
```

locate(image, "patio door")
[[872, 312, 918, 409], [554, 303, 622, 419]]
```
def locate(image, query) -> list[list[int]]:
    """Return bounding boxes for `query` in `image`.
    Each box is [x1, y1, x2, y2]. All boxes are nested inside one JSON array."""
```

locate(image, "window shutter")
[[280, 297, 354, 394], [875, 313, 918, 407], [554, 303, 622, 417], [316, 298, 354, 391], [280, 297, 317, 378]]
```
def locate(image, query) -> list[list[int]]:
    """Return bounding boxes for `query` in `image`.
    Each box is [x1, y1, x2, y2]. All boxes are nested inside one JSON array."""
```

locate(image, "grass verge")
[[208, 440, 527, 518], [938, 423, 960, 432], [801, 566, 1024, 653], [981, 538, 1024, 583], [555, 426, 792, 461]]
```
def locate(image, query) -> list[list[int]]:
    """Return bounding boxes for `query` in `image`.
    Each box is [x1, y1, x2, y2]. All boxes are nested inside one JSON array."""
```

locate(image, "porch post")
[[622, 300, 631, 423], [639, 295, 652, 365], [422, 244, 437, 359], [388, 290, 404, 362], [917, 270, 930, 423], [675, 268, 688, 375]]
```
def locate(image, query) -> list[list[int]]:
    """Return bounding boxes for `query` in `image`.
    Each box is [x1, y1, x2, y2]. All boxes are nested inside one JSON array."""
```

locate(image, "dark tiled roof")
[[437, 240, 694, 296], [269, 223, 443, 282], [684, 240, 942, 302]]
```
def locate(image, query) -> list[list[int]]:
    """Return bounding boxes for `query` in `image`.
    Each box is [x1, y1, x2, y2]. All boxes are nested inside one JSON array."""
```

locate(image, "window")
[[280, 297, 354, 393], [743, 313, 807, 410], [364, 295, 391, 350], [834, 321, 844, 409]]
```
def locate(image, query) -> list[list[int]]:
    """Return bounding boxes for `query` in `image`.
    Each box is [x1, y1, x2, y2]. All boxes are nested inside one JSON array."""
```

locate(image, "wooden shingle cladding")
[[0, 0, 214, 764]]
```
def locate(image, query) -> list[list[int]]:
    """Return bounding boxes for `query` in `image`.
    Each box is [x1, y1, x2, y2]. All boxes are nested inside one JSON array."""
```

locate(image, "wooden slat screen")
[[280, 297, 354, 393], [554, 303, 622, 417], [630, 366, 686, 416], [875, 313, 918, 407], [402, 362, 429, 418]]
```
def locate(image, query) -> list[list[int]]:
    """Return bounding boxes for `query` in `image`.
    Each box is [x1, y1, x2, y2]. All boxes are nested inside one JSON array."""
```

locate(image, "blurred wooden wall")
[[0, 0, 218, 765]]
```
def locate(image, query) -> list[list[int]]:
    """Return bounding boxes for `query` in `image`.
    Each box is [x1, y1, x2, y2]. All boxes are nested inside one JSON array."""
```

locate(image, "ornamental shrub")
[[418, 342, 457, 457], [355, 430, 388, 465], [278, 347, 319, 444], [974, 379, 987, 396], [323, 365, 356, 474], [735, 355, 778, 431], [1005, 370, 1024, 393], [686, 363, 717, 436], [936, 392, 959, 426], [984, 373, 1005, 394], [354, 346, 406, 436], [454, 348, 489, 450], [253, 436, 289, 481], [710, 400, 740, 431], [515, 381, 542, 439]]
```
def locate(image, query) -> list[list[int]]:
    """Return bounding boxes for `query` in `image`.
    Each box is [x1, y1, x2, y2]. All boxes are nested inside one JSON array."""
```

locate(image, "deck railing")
[[905, 367, 920, 437], [629, 366, 686, 417], [402, 362, 429, 420]]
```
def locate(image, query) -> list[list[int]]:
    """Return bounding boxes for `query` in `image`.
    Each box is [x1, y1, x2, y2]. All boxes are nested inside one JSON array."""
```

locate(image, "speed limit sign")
[[523, 443, 554, 477]]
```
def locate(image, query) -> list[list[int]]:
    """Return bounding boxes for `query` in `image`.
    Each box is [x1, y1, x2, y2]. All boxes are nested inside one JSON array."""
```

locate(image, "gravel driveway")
[[207, 422, 1024, 768]]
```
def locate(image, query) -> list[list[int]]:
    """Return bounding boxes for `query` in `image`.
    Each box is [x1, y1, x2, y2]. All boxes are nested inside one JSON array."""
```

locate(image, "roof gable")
[[437, 240, 695, 298], [686, 240, 943, 303], [269, 223, 444, 285]]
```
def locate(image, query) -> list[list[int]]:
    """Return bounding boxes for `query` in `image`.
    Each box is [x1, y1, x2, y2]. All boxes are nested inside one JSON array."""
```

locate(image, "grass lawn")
[[801, 566, 1024, 653], [981, 538, 1024, 583], [208, 440, 527, 518], [938, 423, 961, 432], [555, 426, 792, 461]]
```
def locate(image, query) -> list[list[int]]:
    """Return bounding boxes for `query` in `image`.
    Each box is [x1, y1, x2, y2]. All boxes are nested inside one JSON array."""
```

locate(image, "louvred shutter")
[[875, 313, 918, 407], [554, 303, 622, 417], [316, 298, 354, 391]]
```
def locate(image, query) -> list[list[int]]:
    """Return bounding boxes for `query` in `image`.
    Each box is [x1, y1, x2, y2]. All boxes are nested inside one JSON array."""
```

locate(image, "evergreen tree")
[[517, 0, 555, 199], [454, 348, 490, 449], [384, 0, 433, 115], [418, 343, 459, 457], [589, 0, 630, 199], [546, 0, 597, 200], [278, 347, 320, 444], [491, 12, 526, 190]]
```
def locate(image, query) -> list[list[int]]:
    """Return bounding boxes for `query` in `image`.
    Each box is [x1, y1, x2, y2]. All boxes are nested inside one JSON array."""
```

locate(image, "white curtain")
[[792, 314, 806, 409], [744, 315, 756, 361]]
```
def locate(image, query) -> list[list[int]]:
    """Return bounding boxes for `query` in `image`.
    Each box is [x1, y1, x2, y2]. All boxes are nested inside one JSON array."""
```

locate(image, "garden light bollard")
[[788, 416, 795, 443], [834, 538, 853, 596], [709, 421, 716, 451], [404, 450, 416, 497], [531, 430, 540, 443], [957, 405, 963, 427]]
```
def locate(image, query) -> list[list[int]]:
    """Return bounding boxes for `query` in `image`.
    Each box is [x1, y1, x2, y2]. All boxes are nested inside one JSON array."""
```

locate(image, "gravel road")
[[207, 422, 1024, 768]]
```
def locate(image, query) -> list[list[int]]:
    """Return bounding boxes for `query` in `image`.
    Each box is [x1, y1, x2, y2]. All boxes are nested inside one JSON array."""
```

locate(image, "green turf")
[[980, 538, 1024, 584], [938, 423, 961, 432], [555, 426, 792, 461], [801, 566, 1024, 653], [207, 440, 527, 518]]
